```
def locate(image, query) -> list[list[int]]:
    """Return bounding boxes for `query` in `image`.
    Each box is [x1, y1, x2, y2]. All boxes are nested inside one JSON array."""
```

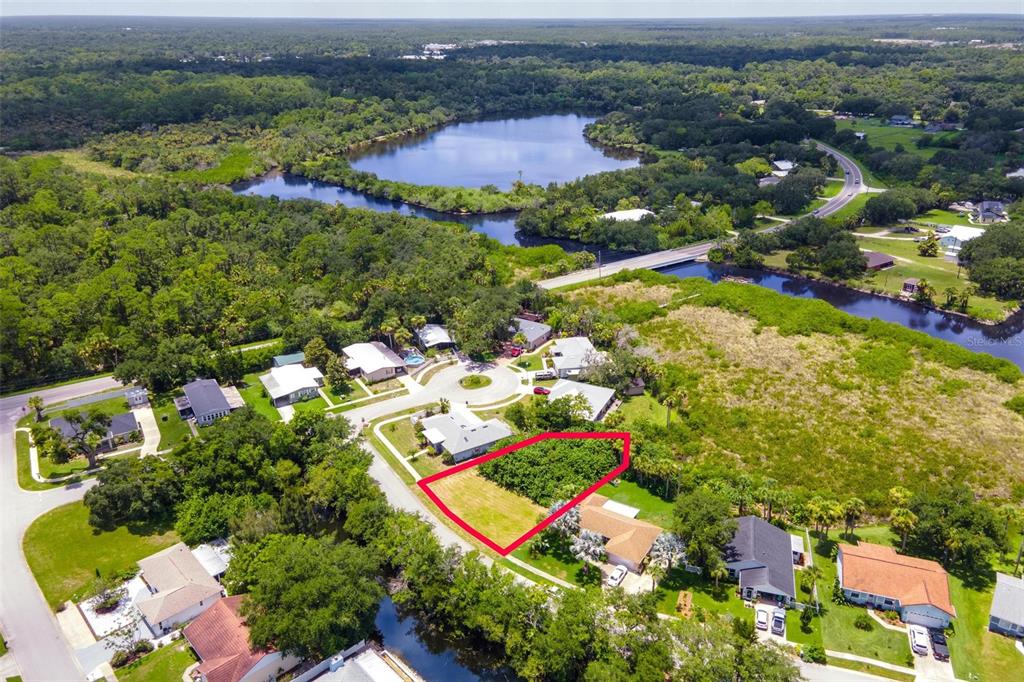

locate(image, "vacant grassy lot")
[[427, 469, 545, 547], [854, 235, 1014, 321], [912, 208, 974, 227], [616, 392, 669, 427], [568, 278, 1024, 498], [24, 502, 179, 608], [836, 118, 955, 160], [117, 643, 197, 682]]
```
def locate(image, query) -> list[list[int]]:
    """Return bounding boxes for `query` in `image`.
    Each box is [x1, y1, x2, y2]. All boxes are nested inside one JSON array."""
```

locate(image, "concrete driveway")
[[908, 626, 956, 680], [132, 405, 161, 455]]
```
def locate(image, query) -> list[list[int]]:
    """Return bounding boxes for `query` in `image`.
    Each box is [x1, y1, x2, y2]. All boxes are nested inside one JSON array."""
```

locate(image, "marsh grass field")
[[568, 276, 1024, 499]]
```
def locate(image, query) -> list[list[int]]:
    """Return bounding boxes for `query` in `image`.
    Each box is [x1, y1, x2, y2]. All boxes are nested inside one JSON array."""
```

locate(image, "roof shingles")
[[839, 542, 955, 617]]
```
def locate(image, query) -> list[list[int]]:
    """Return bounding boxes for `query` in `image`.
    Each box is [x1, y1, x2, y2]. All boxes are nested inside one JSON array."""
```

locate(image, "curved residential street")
[[0, 377, 122, 682]]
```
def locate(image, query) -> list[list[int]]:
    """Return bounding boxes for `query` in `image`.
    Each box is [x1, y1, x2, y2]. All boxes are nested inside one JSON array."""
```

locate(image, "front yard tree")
[[672, 487, 736, 570], [571, 530, 607, 566], [64, 409, 112, 469], [324, 354, 350, 394], [239, 534, 384, 659], [918, 235, 940, 257]]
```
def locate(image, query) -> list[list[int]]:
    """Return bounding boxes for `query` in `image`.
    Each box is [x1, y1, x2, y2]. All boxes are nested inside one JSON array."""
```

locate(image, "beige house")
[[136, 543, 224, 634]]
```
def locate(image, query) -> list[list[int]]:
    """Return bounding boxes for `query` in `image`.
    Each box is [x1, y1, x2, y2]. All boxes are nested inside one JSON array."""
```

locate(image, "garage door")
[[903, 609, 947, 629]]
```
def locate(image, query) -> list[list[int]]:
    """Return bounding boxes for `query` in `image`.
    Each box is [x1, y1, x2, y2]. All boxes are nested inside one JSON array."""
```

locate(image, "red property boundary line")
[[417, 431, 631, 556]]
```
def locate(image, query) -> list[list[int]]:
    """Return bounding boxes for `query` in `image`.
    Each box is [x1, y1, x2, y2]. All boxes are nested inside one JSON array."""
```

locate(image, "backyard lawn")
[[426, 469, 545, 547], [810, 530, 914, 668], [237, 372, 281, 421], [655, 567, 751, 621], [596, 479, 674, 528], [116, 642, 197, 682], [24, 502, 179, 608], [615, 392, 668, 427], [152, 394, 191, 450]]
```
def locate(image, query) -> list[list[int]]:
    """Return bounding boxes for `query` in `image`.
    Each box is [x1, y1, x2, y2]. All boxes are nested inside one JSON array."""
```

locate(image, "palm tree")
[[438, 398, 450, 414], [842, 497, 866, 539], [662, 389, 686, 428], [943, 287, 959, 309], [410, 315, 427, 332], [710, 560, 729, 590], [890, 507, 918, 552], [27, 395, 44, 421]]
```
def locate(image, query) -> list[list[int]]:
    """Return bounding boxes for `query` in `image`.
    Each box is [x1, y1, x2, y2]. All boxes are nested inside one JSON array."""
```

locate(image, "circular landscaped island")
[[459, 374, 493, 390]]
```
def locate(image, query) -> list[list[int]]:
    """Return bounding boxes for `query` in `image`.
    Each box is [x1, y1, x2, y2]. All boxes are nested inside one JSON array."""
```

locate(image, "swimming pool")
[[403, 351, 426, 366]]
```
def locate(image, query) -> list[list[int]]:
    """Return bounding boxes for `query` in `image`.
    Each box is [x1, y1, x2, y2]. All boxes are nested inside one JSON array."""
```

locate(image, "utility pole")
[[598, 250, 603, 279]]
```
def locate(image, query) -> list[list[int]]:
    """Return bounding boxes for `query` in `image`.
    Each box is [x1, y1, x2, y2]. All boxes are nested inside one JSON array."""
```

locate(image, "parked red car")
[[533, 386, 551, 395], [509, 347, 523, 357]]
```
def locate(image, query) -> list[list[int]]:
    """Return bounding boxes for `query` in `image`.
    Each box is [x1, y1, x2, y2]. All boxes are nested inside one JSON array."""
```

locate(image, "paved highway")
[[538, 143, 870, 289], [0, 376, 122, 681]]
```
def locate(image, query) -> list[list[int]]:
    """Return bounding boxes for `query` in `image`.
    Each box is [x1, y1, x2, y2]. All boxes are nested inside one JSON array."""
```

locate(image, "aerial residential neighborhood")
[[3, 9, 1024, 682]]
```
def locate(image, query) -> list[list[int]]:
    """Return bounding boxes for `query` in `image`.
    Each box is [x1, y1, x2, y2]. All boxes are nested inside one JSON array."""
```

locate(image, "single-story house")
[[191, 540, 232, 580], [419, 410, 512, 463], [889, 114, 915, 127], [902, 278, 920, 295], [974, 201, 1008, 224], [758, 175, 782, 188], [125, 386, 149, 407], [837, 542, 956, 629], [863, 251, 895, 271], [259, 364, 324, 407], [178, 379, 237, 426], [723, 516, 797, 607], [550, 337, 606, 379], [271, 351, 305, 368], [1006, 167, 1024, 179], [600, 208, 654, 222], [136, 543, 224, 635], [416, 324, 454, 349], [547, 379, 615, 422], [771, 160, 796, 177], [580, 494, 662, 573], [989, 572, 1024, 638], [512, 317, 552, 351], [184, 595, 300, 682], [308, 641, 422, 682], [49, 411, 139, 452], [854, 131, 867, 140], [342, 342, 405, 384], [939, 225, 985, 253]]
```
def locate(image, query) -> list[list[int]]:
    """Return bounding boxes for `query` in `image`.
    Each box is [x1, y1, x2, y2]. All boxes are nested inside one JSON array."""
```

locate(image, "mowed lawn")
[[855, 235, 1014, 321], [24, 502, 179, 608], [948, 573, 1022, 682], [596, 480, 674, 528], [426, 469, 545, 547], [117, 642, 197, 682], [237, 372, 281, 421], [615, 392, 668, 427], [836, 118, 954, 160], [152, 394, 192, 450]]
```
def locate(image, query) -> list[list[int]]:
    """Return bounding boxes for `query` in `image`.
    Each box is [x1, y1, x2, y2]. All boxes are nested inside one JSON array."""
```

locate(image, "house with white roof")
[[418, 410, 512, 462], [342, 342, 405, 383], [548, 379, 616, 421], [938, 225, 985, 253], [989, 572, 1024, 638], [550, 337, 606, 378], [771, 160, 796, 177], [135, 543, 224, 635], [416, 324, 454, 349], [1006, 167, 1024, 179], [600, 208, 654, 222], [259, 364, 324, 407]]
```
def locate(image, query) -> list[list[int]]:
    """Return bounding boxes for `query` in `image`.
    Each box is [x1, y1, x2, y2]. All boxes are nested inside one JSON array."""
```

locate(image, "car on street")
[[756, 609, 770, 630], [533, 386, 551, 395], [607, 565, 628, 587], [770, 610, 786, 636], [910, 627, 930, 655]]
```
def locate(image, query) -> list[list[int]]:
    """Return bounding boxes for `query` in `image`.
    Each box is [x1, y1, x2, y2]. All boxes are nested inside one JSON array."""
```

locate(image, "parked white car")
[[755, 609, 770, 631], [910, 626, 930, 655], [607, 565, 628, 587]]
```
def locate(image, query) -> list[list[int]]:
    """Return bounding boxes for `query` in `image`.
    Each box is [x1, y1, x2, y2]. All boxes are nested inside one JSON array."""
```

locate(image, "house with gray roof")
[[48, 411, 139, 452], [513, 317, 552, 351], [272, 351, 306, 367], [974, 200, 1008, 224], [418, 410, 512, 463], [723, 516, 797, 607], [177, 379, 234, 426], [548, 379, 615, 421], [989, 572, 1024, 638]]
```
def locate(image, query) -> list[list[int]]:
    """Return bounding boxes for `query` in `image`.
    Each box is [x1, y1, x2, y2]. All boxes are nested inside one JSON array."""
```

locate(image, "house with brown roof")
[[580, 494, 662, 573], [838, 542, 956, 629], [184, 595, 301, 682], [135, 543, 224, 635]]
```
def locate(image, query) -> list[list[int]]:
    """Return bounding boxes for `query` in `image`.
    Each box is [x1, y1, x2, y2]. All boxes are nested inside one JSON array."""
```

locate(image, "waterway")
[[374, 597, 517, 681], [658, 261, 1024, 368]]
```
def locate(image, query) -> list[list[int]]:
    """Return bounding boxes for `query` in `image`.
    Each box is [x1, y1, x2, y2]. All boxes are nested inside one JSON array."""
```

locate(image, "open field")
[[568, 276, 1024, 498], [426, 469, 545, 547], [836, 118, 954, 160], [116, 643, 197, 682], [24, 502, 179, 608], [854, 235, 1015, 321]]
